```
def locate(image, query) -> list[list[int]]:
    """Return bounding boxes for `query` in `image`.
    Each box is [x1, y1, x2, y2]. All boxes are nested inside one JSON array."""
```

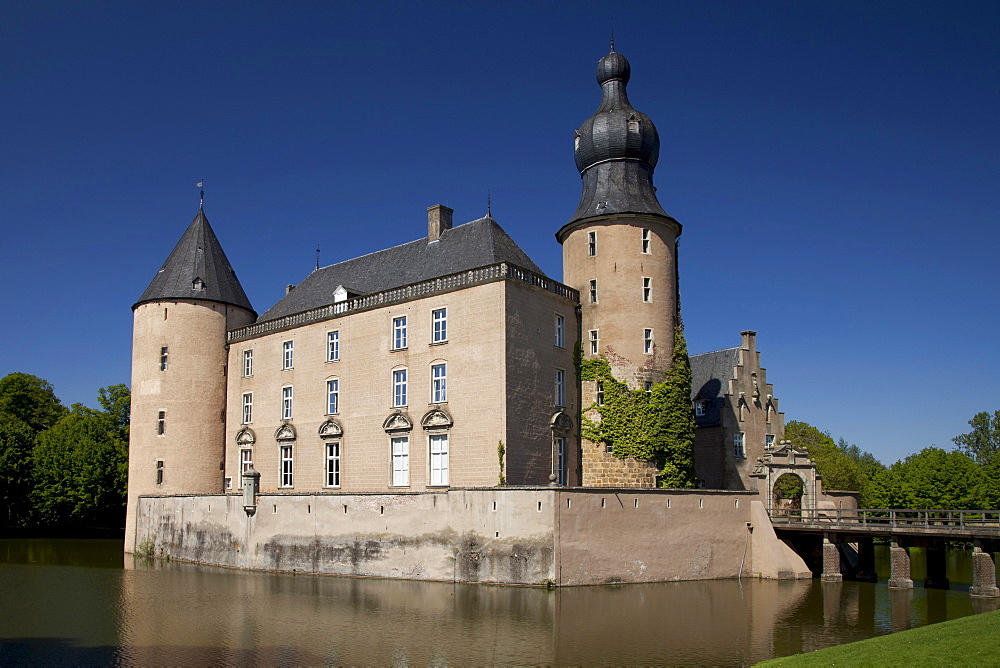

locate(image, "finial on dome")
[[197, 179, 204, 210], [610, 16, 615, 52]]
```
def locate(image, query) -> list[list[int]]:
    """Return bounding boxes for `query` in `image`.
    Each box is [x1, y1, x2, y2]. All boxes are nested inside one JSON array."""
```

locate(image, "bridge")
[[768, 508, 1000, 597]]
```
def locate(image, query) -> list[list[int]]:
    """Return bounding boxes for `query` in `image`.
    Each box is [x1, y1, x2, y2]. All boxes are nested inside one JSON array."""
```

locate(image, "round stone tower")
[[125, 207, 255, 552], [557, 49, 683, 486]]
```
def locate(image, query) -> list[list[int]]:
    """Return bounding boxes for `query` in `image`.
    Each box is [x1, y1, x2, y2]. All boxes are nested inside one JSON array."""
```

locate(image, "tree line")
[[0, 373, 129, 531], [784, 410, 1000, 510]]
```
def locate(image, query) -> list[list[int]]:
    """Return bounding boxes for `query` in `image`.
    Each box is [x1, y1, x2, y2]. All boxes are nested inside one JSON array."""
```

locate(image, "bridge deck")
[[769, 508, 1000, 541]]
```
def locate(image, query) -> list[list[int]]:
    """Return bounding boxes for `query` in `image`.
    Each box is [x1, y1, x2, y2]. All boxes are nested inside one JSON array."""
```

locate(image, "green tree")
[[31, 386, 130, 528], [0, 414, 36, 527], [0, 373, 68, 433], [867, 447, 982, 510], [953, 410, 1000, 465], [784, 421, 865, 492], [977, 453, 1000, 509]]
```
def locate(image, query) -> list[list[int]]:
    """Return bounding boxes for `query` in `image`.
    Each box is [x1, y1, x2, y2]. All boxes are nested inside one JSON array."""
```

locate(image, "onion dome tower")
[[557, 49, 683, 487], [125, 206, 256, 552]]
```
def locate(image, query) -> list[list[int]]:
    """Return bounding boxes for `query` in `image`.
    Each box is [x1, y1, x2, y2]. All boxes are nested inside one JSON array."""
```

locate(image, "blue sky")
[[1, 1, 996, 465]]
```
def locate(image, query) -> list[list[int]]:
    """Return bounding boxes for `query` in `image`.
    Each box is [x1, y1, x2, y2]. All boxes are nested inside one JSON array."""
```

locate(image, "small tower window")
[[642, 228, 651, 254], [587, 231, 597, 257], [628, 114, 640, 134], [589, 280, 598, 304], [156, 460, 164, 485], [589, 329, 599, 355], [192, 277, 205, 291], [159, 347, 169, 371], [642, 277, 652, 303], [157, 411, 166, 435], [643, 329, 654, 355], [596, 381, 604, 406], [574, 131, 581, 151]]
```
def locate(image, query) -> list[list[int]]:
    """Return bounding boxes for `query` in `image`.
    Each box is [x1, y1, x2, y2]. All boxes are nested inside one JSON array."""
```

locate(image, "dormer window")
[[192, 277, 205, 291], [333, 285, 348, 304], [694, 400, 706, 417], [574, 132, 581, 151], [628, 114, 640, 134]]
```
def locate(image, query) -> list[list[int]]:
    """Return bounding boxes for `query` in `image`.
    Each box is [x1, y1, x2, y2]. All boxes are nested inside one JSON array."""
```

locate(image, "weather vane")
[[487, 189, 492, 217], [316, 245, 321, 271], [197, 180, 205, 209]]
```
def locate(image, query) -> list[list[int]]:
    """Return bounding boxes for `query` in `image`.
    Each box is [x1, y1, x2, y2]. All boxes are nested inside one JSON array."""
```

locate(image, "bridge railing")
[[768, 507, 1000, 531]]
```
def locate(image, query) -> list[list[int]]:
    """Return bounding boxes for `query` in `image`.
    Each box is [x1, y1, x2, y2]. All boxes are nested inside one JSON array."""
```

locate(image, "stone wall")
[[580, 440, 658, 487], [132, 487, 806, 585]]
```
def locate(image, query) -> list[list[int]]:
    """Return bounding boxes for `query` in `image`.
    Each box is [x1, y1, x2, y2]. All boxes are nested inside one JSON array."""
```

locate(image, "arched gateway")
[[750, 441, 820, 511]]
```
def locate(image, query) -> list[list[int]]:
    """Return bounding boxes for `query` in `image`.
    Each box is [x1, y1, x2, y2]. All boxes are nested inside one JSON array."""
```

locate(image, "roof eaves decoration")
[[134, 209, 256, 315]]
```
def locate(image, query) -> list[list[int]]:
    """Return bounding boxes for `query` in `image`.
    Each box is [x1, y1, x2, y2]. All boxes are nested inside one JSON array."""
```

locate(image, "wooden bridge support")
[[970, 541, 1000, 598], [821, 534, 843, 583], [887, 539, 913, 589], [923, 544, 950, 589]]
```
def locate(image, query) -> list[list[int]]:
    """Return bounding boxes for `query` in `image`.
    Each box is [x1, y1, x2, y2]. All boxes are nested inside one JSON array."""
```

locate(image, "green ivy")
[[580, 324, 696, 488]]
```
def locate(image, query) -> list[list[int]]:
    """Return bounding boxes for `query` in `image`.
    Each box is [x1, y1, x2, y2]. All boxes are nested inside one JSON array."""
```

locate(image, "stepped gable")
[[134, 208, 255, 314], [258, 215, 543, 322], [689, 346, 741, 426]]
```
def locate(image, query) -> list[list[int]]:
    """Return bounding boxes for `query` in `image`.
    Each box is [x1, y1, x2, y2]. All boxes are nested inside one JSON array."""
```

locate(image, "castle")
[[124, 49, 817, 585]]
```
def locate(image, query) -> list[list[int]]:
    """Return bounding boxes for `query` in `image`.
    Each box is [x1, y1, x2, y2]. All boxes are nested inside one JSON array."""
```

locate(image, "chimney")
[[740, 330, 756, 351], [427, 204, 454, 242]]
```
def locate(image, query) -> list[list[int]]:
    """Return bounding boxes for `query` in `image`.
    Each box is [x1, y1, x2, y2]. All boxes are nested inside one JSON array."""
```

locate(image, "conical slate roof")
[[134, 208, 255, 314]]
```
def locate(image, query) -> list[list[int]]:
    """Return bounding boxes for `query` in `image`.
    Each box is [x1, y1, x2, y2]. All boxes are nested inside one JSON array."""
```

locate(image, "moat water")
[[0, 539, 997, 665]]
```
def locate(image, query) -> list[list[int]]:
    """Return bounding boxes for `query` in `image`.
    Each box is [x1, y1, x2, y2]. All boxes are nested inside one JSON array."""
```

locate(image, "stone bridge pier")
[[971, 540, 1000, 598]]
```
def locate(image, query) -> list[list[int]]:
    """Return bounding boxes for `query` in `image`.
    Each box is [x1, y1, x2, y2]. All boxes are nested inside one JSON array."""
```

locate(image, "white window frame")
[[282, 340, 294, 370], [327, 331, 339, 362], [734, 432, 746, 459], [587, 230, 597, 257], [429, 433, 449, 486], [555, 369, 565, 407], [281, 386, 293, 420], [242, 392, 253, 424], [280, 443, 294, 487], [393, 369, 408, 407], [240, 448, 253, 477], [432, 308, 447, 344], [554, 315, 565, 348], [694, 400, 706, 417], [596, 381, 604, 406], [431, 363, 447, 404], [327, 379, 339, 415], [243, 349, 253, 377], [325, 440, 341, 488], [392, 316, 407, 350], [589, 329, 599, 355], [589, 280, 598, 304], [644, 328, 654, 355], [766, 434, 775, 451], [157, 410, 165, 436], [391, 436, 409, 486], [642, 277, 652, 303], [645, 381, 653, 394], [554, 436, 567, 486], [642, 228, 651, 254], [160, 347, 169, 371]]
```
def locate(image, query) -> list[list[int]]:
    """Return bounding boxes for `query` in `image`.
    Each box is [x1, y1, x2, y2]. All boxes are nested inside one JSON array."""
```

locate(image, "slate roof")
[[689, 346, 740, 427], [135, 209, 255, 314], [258, 215, 544, 322]]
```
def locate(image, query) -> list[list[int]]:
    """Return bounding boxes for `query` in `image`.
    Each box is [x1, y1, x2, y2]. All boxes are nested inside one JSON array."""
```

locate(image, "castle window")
[[429, 434, 449, 486], [554, 436, 567, 486], [589, 329, 599, 355], [645, 382, 653, 395], [192, 277, 205, 291], [280, 444, 294, 487], [156, 460, 164, 485], [159, 347, 169, 371], [766, 434, 775, 451], [554, 315, 565, 348], [281, 386, 293, 420], [643, 277, 652, 302], [224, 477, 232, 490], [391, 436, 409, 486], [628, 116, 640, 133], [694, 400, 706, 417], [642, 228, 651, 254], [596, 381, 604, 406], [555, 369, 565, 407], [282, 340, 294, 370], [325, 441, 341, 488], [432, 308, 447, 344], [242, 392, 253, 424], [589, 280, 598, 303], [327, 379, 339, 415], [240, 448, 253, 477], [643, 329, 654, 354], [431, 364, 447, 404], [587, 231, 597, 256], [734, 432, 746, 459], [392, 316, 408, 350], [243, 349, 253, 377], [157, 410, 166, 435], [393, 369, 408, 407], [327, 331, 340, 362]]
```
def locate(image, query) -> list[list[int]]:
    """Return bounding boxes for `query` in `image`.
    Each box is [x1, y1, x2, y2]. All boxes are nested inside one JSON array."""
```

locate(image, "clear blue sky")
[[1, 1, 996, 465]]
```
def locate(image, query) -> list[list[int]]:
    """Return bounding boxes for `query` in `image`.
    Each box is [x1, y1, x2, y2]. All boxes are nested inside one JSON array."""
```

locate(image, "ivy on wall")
[[580, 324, 696, 488]]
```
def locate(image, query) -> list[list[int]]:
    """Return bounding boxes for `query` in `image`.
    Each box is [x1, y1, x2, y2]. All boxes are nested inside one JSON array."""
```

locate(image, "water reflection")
[[0, 539, 995, 665]]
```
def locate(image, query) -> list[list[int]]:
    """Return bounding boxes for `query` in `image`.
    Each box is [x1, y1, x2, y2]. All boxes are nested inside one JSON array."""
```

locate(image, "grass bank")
[[759, 608, 1000, 666]]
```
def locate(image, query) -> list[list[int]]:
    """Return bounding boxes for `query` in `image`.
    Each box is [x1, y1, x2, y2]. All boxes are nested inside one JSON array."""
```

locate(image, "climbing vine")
[[580, 324, 696, 488]]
